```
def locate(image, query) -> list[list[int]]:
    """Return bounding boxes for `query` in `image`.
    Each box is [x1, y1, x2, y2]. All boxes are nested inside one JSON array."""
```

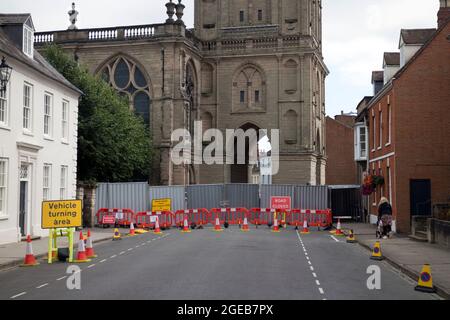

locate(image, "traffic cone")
[[74, 232, 91, 263], [154, 217, 163, 235], [415, 264, 436, 293], [242, 217, 250, 232], [370, 241, 384, 261], [346, 230, 357, 243], [128, 222, 137, 237], [272, 218, 280, 233], [85, 230, 98, 258], [334, 219, 344, 236], [113, 228, 122, 241], [214, 216, 223, 232], [182, 217, 191, 233], [21, 235, 39, 267], [301, 220, 310, 234]]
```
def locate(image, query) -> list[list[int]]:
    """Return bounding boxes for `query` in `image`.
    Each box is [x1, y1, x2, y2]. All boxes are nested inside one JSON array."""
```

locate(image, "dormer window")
[[23, 25, 34, 58]]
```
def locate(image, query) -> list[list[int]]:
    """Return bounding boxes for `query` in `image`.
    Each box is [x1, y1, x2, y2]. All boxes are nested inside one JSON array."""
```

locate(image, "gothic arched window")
[[99, 56, 152, 127], [232, 65, 266, 112]]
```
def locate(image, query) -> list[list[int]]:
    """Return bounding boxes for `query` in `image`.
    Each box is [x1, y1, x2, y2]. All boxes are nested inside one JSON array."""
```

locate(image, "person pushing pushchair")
[[377, 197, 393, 239]]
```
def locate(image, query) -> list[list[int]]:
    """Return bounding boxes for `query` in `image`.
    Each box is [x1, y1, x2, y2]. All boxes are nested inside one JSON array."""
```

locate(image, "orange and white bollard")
[[214, 216, 223, 232], [272, 218, 280, 233], [128, 222, 136, 237], [242, 217, 250, 232], [74, 232, 91, 263], [182, 217, 191, 233], [85, 229, 98, 258], [21, 235, 39, 267], [301, 220, 310, 234], [154, 217, 163, 235]]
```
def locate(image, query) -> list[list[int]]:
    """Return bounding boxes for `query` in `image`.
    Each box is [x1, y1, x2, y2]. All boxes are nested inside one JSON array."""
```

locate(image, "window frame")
[[22, 25, 34, 58], [239, 10, 245, 23], [0, 158, 8, 218], [43, 164, 52, 201], [378, 111, 383, 150], [386, 105, 392, 146], [0, 80, 9, 127], [23, 83, 33, 132], [43, 92, 53, 138], [59, 165, 68, 200], [61, 100, 69, 142], [372, 114, 376, 152]]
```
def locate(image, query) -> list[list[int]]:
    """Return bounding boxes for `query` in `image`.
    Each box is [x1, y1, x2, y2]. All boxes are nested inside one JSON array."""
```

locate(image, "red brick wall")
[[368, 22, 450, 233], [325, 116, 358, 185], [394, 22, 450, 232]]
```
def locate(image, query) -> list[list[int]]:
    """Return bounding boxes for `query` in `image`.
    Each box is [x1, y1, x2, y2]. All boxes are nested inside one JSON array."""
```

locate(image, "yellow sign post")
[[42, 200, 82, 264], [42, 200, 82, 229], [151, 198, 171, 212]]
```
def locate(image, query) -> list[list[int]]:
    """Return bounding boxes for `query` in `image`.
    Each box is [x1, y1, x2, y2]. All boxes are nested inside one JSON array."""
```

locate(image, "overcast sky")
[[0, 0, 441, 117]]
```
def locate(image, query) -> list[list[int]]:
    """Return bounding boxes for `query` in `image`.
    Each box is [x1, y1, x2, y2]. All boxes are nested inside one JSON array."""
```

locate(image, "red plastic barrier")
[[175, 209, 210, 226], [135, 211, 174, 229], [249, 208, 282, 225], [287, 209, 332, 227], [117, 209, 135, 227], [209, 208, 249, 225], [95, 208, 115, 226]]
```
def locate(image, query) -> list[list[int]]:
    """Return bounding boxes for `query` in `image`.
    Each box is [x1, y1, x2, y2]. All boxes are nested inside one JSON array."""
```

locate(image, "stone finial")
[[175, 0, 185, 24], [166, 0, 176, 23], [68, 2, 79, 30]]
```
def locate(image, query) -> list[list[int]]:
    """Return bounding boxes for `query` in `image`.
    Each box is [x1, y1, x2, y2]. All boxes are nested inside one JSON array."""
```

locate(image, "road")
[[0, 227, 441, 300]]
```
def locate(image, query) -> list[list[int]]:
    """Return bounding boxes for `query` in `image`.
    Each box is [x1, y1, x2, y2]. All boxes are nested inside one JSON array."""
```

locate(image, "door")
[[19, 181, 27, 236], [410, 179, 432, 217]]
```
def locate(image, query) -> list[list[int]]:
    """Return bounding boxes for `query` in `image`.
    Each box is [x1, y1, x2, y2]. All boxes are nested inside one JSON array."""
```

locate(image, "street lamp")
[[0, 57, 13, 94]]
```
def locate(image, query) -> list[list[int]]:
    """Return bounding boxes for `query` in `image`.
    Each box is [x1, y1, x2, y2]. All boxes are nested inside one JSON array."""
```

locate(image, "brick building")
[[326, 113, 357, 185], [361, 2, 450, 233], [33, 0, 328, 186]]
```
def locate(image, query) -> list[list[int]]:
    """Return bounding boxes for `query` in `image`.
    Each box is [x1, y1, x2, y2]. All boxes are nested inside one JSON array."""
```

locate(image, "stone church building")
[[35, 0, 328, 186]]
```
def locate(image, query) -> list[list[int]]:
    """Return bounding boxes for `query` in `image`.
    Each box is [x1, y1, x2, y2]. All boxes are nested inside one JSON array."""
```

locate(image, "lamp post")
[[0, 56, 13, 94]]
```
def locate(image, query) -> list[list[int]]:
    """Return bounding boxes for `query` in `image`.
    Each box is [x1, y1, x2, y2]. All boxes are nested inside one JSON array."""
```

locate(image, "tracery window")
[[99, 57, 152, 127], [233, 65, 265, 112]]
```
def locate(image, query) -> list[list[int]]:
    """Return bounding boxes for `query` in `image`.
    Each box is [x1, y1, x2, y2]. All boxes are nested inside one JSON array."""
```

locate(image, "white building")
[[0, 14, 81, 244]]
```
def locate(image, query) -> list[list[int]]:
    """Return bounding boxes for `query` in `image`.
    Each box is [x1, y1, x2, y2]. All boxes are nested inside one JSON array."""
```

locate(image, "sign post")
[[271, 197, 292, 227], [151, 198, 171, 212], [42, 200, 82, 263]]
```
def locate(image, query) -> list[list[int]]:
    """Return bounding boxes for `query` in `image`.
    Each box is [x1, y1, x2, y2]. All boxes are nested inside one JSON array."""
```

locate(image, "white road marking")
[[308, 261, 312, 265], [10, 292, 27, 299], [110, 255, 117, 259], [319, 288, 325, 295], [100, 259, 107, 263], [119, 251, 126, 255], [57, 276, 67, 281], [36, 283, 48, 289], [128, 248, 133, 251], [316, 280, 321, 286], [87, 264, 96, 269], [312, 273, 317, 278], [135, 245, 140, 248], [310, 266, 315, 271], [330, 235, 340, 242]]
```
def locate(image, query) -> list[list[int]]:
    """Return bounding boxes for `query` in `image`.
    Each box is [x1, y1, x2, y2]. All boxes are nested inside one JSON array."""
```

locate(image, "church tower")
[[194, 0, 328, 185]]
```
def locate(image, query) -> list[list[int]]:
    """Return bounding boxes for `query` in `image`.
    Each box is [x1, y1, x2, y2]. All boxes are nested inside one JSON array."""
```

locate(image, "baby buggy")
[[376, 214, 393, 239]]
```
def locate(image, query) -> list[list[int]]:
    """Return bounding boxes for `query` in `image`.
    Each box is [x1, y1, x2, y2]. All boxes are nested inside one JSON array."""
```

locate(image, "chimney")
[[438, 0, 450, 28]]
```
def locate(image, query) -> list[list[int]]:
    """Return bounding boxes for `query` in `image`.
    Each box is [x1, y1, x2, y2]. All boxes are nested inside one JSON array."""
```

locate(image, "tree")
[[42, 45, 152, 183]]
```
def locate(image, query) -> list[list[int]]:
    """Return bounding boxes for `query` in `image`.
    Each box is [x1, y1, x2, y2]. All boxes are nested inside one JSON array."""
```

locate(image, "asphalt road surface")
[[0, 227, 441, 300]]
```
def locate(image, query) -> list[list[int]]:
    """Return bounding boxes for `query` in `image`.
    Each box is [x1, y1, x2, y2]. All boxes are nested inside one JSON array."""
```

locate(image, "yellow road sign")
[[42, 200, 83, 229], [152, 198, 171, 212]]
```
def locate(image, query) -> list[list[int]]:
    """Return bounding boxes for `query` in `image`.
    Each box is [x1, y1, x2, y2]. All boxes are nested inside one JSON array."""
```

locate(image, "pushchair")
[[376, 214, 393, 239]]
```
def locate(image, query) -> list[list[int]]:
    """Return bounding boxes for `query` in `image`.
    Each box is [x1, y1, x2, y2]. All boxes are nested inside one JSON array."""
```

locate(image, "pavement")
[[0, 227, 128, 270], [341, 223, 450, 299], [0, 225, 443, 300]]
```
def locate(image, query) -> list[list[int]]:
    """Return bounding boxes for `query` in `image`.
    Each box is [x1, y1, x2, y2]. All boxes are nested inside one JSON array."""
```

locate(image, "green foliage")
[[42, 45, 152, 183]]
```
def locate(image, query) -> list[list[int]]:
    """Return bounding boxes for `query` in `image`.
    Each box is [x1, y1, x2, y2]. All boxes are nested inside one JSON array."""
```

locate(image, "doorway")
[[19, 163, 30, 237], [410, 179, 432, 217]]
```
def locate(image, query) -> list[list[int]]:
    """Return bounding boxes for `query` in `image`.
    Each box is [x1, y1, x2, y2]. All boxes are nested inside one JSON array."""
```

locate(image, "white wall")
[[0, 54, 79, 244]]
